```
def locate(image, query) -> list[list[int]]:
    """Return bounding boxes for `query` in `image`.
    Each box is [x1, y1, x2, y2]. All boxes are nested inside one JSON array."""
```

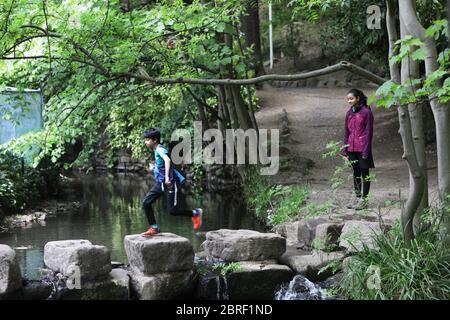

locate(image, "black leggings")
[[351, 166, 371, 198], [142, 181, 193, 226]]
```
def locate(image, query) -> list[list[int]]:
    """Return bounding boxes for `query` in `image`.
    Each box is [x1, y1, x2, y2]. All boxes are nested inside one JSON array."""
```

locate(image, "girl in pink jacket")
[[342, 89, 375, 210]]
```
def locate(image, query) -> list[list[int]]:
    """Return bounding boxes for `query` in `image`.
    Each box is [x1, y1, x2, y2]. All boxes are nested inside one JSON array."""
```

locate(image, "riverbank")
[[0, 199, 83, 233]]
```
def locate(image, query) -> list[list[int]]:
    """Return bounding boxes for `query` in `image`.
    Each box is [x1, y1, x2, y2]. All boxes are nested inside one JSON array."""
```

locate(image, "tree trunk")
[[240, 0, 265, 76], [216, 85, 229, 133], [224, 85, 239, 129], [409, 99, 429, 232], [400, 6, 427, 245], [230, 85, 253, 131], [400, 0, 450, 201], [398, 3, 429, 232], [186, 87, 209, 129], [397, 103, 426, 246], [401, 0, 450, 242], [386, 0, 426, 245], [386, 0, 400, 83]]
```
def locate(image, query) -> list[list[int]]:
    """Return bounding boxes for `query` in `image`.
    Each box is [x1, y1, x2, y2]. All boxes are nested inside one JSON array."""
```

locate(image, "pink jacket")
[[343, 105, 374, 158]]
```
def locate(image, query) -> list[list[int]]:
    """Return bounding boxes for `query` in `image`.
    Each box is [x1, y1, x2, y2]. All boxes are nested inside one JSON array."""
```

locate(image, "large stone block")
[[226, 261, 293, 300], [124, 233, 194, 275], [339, 221, 382, 253], [43, 240, 111, 281], [130, 270, 195, 300], [196, 260, 293, 300], [57, 268, 130, 300], [0, 245, 22, 299], [313, 222, 344, 251], [280, 247, 345, 281], [202, 229, 286, 262]]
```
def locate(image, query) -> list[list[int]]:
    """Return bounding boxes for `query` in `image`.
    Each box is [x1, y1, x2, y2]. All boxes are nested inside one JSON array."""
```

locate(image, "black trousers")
[[348, 152, 372, 198], [142, 181, 193, 226]]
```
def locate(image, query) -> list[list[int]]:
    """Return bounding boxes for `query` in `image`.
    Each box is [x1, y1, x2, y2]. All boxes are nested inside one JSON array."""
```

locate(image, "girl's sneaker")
[[346, 197, 361, 209], [191, 208, 203, 230], [354, 198, 368, 210]]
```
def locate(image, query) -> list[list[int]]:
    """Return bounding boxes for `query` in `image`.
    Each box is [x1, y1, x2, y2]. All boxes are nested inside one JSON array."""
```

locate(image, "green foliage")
[[373, 19, 449, 108], [212, 262, 243, 276], [0, 0, 255, 167], [0, 148, 46, 214], [321, 140, 354, 200], [291, 0, 388, 66], [267, 184, 310, 225], [187, 163, 206, 200], [312, 233, 338, 252], [302, 199, 334, 219], [242, 165, 309, 226], [338, 215, 450, 300]]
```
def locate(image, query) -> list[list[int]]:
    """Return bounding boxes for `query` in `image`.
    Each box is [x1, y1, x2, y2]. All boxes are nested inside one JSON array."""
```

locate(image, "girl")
[[342, 89, 375, 210]]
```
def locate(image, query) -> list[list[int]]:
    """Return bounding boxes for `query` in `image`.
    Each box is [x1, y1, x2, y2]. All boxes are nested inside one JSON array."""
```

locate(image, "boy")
[[141, 127, 202, 236]]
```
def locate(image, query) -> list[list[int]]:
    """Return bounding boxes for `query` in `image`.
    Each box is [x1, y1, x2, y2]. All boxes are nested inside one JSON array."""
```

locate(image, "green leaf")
[[411, 48, 426, 61]]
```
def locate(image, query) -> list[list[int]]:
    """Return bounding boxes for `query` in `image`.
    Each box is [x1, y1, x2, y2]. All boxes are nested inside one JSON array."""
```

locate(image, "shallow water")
[[0, 173, 264, 280]]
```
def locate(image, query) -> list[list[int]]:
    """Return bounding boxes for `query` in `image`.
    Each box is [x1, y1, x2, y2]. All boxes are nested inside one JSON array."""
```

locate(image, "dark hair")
[[348, 88, 369, 108], [143, 127, 161, 142]]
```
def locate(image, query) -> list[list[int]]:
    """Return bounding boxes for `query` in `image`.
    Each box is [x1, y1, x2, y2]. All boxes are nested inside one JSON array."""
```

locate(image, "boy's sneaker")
[[346, 197, 361, 209], [141, 226, 161, 237], [354, 198, 368, 210], [191, 208, 203, 230]]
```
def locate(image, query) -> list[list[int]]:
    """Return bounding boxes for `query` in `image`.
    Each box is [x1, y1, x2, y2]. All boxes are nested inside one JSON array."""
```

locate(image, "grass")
[[242, 166, 309, 226], [212, 262, 243, 276], [338, 217, 450, 300]]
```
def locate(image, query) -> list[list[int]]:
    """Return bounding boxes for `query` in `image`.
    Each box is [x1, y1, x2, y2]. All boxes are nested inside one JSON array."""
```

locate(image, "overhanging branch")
[[119, 61, 386, 86]]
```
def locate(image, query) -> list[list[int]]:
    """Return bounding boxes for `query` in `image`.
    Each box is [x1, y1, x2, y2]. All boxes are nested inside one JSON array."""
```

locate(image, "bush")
[[0, 149, 46, 215], [338, 212, 450, 300], [242, 166, 309, 226]]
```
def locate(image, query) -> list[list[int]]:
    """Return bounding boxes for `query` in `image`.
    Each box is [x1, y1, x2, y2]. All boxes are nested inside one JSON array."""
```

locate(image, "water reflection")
[[0, 173, 264, 279]]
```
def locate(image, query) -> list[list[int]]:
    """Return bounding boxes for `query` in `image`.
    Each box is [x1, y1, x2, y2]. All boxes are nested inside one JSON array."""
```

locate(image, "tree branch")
[[116, 61, 386, 86]]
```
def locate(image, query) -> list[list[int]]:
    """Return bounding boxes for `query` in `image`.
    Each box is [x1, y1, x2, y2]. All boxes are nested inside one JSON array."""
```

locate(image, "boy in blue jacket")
[[141, 128, 202, 236]]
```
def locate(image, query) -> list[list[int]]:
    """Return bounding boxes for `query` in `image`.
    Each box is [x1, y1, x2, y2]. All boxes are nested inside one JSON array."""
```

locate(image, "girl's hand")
[[165, 176, 171, 186], [149, 162, 154, 171]]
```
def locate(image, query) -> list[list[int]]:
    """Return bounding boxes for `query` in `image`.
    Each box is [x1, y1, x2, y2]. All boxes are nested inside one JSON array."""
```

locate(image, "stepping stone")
[[339, 221, 382, 253], [43, 240, 111, 281], [201, 229, 286, 262], [124, 233, 194, 275], [129, 270, 194, 300], [0, 245, 22, 299]]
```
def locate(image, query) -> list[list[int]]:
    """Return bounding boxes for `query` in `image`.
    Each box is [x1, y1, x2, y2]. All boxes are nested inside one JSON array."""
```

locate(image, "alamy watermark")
[[66, 264, 81, 290], [169, 121, 280, 175], [366, 265, 381, 290], [367, 5, 381, 30]]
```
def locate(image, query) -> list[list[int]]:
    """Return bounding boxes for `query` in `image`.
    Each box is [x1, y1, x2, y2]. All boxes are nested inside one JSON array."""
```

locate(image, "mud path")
[[255, 86, 439, 207]]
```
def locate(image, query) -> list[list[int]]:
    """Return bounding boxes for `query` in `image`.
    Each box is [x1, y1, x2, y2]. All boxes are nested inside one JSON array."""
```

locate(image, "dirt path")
[[255, 86, 439, 208]]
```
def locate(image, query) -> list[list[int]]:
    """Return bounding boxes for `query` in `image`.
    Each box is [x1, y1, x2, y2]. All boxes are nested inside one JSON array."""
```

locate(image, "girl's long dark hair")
[[348, 88, 369, 109]]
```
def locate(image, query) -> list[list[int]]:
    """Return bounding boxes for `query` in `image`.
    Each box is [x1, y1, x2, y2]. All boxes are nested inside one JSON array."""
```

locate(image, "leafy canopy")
[[0, 0, 252, 167]]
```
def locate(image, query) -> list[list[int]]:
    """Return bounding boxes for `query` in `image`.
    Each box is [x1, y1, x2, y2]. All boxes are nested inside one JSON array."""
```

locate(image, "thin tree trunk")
[[216, 86, 228, 133], [234, 24, 259, 132], [186, 87, 209, 129], [400, 8, 427, 245], [401, 0, 450, 201], [224, 85, 239, 129], [230, 85, 253, 130], [409, 100, 429, 232], [240, 0, 265, 76], [386, 0, 400, 83], [397, 103, 426, 246], [401, 0, 450, 242], [386, 0, 425, 245], [218, 86, 231, 128], [398, 0, 429, 232]]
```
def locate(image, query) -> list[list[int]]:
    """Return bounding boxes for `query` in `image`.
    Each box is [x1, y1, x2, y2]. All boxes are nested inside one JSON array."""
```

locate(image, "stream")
[[0, 173, 265, 280]]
